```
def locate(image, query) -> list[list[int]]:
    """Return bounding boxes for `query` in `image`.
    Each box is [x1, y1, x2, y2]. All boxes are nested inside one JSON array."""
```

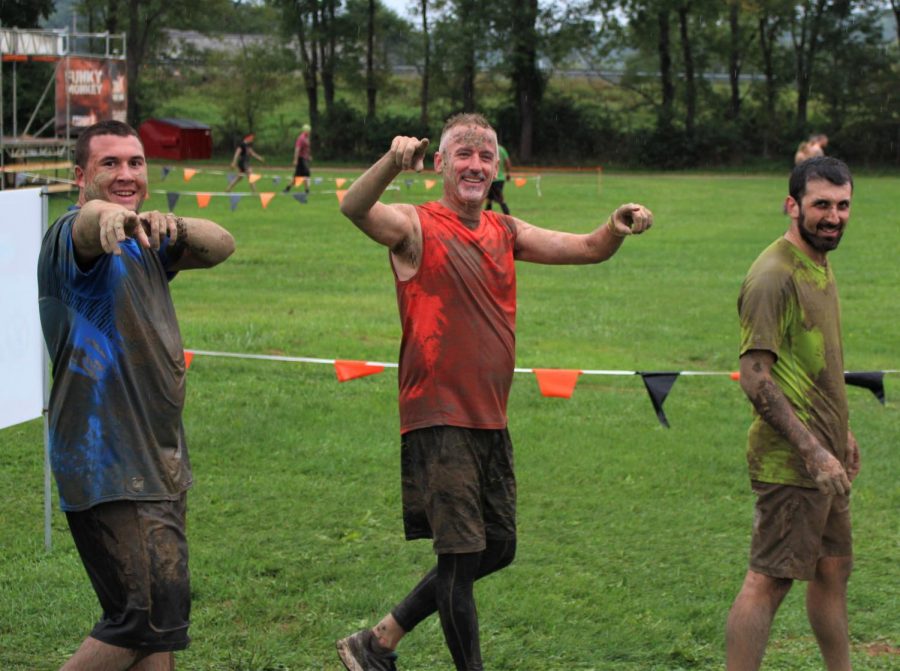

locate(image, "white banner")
[[0, 188, 44, 430]]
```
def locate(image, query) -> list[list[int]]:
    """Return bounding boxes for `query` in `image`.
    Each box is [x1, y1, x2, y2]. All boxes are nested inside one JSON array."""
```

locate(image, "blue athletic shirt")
[[38, 209, 192, 511]]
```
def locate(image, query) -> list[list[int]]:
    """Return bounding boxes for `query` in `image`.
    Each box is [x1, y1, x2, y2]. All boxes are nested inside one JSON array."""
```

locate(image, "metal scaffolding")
[[1, 26, 126, 188]]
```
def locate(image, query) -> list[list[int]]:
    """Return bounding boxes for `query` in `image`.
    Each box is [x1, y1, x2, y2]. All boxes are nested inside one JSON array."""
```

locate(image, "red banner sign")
[[55, 57, 127, 133]]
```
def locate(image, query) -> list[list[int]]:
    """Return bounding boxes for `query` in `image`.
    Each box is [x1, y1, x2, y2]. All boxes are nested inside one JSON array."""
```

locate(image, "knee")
[[491, 538, 516, 571], [815, 556, 853, 585], [741, 570, 793, 608]]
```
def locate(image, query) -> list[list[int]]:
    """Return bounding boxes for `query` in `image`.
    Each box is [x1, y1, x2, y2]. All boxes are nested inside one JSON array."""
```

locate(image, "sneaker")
[[336, 629, 398, 671]]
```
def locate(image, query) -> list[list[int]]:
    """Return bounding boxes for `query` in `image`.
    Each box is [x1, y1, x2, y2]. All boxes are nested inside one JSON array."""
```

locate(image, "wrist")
[[606, 214, 628, 238]]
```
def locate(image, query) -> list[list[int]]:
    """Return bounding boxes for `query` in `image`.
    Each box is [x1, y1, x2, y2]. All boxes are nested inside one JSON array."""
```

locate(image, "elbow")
[[221, 230, 236, 260]]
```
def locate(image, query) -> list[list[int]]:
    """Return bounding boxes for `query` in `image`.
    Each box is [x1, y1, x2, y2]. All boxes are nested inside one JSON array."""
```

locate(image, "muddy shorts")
[[401, 426, 517, 555], [749, 481, 852, 581], [65, 495, 191, 652]]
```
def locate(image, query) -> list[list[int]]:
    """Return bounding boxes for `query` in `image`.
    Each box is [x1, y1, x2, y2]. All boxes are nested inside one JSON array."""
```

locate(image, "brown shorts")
[[748, 481, 852, 581], [401, 426, 517, 555], [65, 495, 191, 652]]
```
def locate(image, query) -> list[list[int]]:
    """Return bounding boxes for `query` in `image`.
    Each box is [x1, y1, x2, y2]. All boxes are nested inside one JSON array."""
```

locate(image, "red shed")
[[138, 118, 212, 160]]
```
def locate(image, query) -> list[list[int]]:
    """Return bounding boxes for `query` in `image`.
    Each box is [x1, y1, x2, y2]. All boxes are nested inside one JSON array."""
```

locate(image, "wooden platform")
[[0, 160, 72, 173]]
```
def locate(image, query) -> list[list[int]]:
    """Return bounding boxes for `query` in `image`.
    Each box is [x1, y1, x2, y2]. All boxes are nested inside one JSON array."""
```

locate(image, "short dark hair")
[[74, 120, 142, 169], [789, 156, 853, 203]]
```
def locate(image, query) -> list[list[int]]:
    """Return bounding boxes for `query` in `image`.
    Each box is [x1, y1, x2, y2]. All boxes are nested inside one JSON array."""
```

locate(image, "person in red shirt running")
[[335, 113, 653, 671]]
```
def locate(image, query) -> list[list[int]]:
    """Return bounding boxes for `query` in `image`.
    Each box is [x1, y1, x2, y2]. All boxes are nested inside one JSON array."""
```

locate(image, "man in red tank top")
[[335, 113, 654, 671]]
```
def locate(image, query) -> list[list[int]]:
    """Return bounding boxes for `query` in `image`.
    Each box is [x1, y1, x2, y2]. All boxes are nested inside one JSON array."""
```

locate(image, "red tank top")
[[395, 201, 517, 433]]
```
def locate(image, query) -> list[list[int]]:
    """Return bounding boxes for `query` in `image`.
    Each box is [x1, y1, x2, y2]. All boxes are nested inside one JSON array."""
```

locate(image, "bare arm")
[[514, 202, 653, 264], [249, 147, 264, 162], [739, 349, 851, 495], [165, 216, 235, 271], [339, 136, 429, 268], [230, 147, 240, 169], [71, 200, 234, 271]]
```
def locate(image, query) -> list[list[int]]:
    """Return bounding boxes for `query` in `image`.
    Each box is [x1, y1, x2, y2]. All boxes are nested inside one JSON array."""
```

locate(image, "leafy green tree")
[[77, 0, 231, 124]]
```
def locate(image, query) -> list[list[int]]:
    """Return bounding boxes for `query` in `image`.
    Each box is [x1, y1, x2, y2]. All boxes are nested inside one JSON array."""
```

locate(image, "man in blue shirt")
[[39, 120, 234, 670]]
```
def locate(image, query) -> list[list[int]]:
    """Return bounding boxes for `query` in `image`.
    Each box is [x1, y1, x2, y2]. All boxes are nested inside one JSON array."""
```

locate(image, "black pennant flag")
[[638, 372, 681, 428], [161, 166, 171, 180], [166, 192, 180, 211], [844, 371, 885, 404], [229, 194, 242, 212]]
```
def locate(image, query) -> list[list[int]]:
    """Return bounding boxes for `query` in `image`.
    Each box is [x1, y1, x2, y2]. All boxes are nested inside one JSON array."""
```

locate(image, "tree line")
[[4, 0, 898, 167]]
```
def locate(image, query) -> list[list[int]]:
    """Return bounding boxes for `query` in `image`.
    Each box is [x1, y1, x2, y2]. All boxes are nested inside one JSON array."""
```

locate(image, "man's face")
[[435, 125, 498, 207], [790, 178, 852, 255], [76, 133, 148, 211]]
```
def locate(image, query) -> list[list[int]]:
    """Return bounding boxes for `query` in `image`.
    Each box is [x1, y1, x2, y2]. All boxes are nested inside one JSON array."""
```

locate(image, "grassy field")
[[1, 166, 897, 670]]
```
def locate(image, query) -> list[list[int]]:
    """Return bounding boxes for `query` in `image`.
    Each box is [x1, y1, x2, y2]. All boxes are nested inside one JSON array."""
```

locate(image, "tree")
[[787, 0, 829, 131], [676, 2, 696, 136], [419, 0, 430, 127], [366, 0, 376, 118], [78, 0, 230, 125], [508, 0, 542, 160], [209, 40, 292, 137], [1, 0, 56, 27]]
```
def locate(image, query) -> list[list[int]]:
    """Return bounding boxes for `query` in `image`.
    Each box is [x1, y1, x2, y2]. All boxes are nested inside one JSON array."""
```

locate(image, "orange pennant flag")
[[196, 193, 212, 208], [514, 177, 528, 187], [730, 371, 741, 381], [424, 179, 437, 191], [335, 178, 347, 188], [184, 350, 194, 369], [334, 360, 385, 382], [335, 189, 348, 204], [533, 368, 582, 399], [293, 176, 306, 188], [249, 173, 262, 184], [259, 192, 276, 209], [183, 168, 197, 182]]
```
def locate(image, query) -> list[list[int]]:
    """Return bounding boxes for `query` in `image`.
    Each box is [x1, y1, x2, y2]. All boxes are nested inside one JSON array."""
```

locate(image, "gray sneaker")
[[336, 629, 398, 671]]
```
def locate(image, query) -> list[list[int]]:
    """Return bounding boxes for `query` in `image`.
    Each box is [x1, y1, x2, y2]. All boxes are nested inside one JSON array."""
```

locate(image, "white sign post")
[[0, 187, 52, 549]]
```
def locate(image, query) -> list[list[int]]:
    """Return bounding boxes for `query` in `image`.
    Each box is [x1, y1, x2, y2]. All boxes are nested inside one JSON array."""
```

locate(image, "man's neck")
[[783, 229, 827, 266], [438, 197, 483, 230]]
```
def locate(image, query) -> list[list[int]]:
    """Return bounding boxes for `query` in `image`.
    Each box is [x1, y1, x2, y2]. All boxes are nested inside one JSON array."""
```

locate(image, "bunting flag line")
[[335, 178, 347, 188], [167, 192, 180, 211], [184, 351, 194, 369], [294, 176, 306, 188], [229, 194, 242, 211], [293, 192, 308, 205], [161, 166, 172, 180], [180, 349, 895, 428], [514, 177, 528, 187], [197, 193, 212, 208], [249, 174, 262, 185], [334, 359, 386, 382], [844, 371, 886, 404], [533, 369, 582, 398], [259, 192, 276, 209], [335, 189, 347, 204], [639, 372, 681, 428], [424, 179, 437, 191], [183, 168, 197, 182]]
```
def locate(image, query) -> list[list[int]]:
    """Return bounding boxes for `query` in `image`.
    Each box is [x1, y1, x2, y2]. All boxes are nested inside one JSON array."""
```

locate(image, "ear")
[[433, 149, 443, 173], [785, 196, 799, 218], [74, 165, 85, 190]]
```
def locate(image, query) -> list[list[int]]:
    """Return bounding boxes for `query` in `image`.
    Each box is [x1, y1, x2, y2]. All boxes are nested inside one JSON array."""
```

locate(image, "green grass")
[[1, 168, 897, 669]]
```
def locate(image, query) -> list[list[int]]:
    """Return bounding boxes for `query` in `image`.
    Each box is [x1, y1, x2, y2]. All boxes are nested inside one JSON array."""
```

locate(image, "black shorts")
[[65, 495, 191, 652], [401, 426, 517, 554], [293, 157, 311, 178]]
